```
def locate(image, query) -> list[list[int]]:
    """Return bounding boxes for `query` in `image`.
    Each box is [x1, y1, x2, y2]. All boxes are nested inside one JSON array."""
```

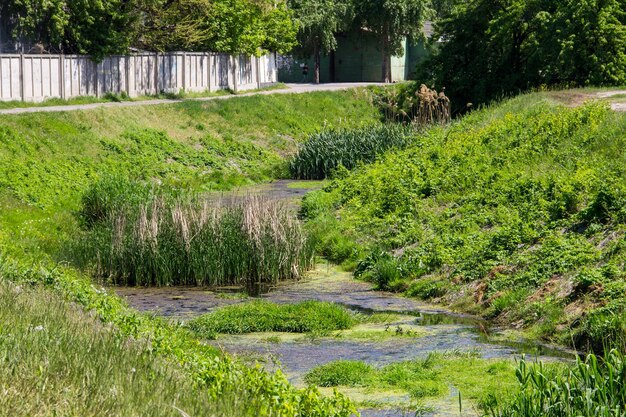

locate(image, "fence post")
[[154, 52, 159, 95], [19, 53, 25, 101], [207, 53, 212, 93], [59, 54, 65, 99], [232, 55, 238, 94], [94, 60, 100, 98], [181, 52, 186, 93], [125, 55, 131, 97], [256, 56, 261, 89]]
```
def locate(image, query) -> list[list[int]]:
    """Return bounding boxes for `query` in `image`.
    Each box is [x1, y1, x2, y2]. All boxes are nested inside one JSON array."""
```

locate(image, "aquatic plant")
[[186, 300, 357, 339], [289, 124, 416, 180], [74, 183, 314, 287], [485, 351, 626, 417]]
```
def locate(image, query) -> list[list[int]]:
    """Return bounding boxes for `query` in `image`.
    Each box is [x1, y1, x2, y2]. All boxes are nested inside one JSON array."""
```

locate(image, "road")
[[0, 83, 386, 115]]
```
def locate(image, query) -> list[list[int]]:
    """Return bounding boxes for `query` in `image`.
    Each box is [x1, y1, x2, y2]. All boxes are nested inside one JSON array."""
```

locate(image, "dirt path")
[[0, 82, 385, 115], [550, 89, 626, 111]]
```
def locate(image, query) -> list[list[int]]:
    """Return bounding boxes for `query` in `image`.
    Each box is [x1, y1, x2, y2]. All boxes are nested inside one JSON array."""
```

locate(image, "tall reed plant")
[[289, 124, 415, 180], [486, 350, 626, 417], [74, 183, 313, 287]]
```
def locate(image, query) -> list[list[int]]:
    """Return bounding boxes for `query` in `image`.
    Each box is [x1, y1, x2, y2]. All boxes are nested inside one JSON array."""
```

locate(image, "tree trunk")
[[314, 44, 321, 84], [381, 22, 391, 83]]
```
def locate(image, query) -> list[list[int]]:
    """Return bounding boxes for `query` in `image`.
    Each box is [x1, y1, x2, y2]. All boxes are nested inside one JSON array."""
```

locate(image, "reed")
[[289, 123, 415, 180], [486, 350, 626, 417], [373, 83, 451, 125], [75, 190, 313, 287]]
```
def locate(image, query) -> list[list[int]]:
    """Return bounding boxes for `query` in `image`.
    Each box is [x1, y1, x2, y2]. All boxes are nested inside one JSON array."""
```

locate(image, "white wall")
[[0, 52, 277, 102]]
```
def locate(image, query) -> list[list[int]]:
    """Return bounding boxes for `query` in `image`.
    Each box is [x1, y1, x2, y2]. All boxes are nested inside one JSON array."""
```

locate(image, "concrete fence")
[[0, 52, 278, 102]]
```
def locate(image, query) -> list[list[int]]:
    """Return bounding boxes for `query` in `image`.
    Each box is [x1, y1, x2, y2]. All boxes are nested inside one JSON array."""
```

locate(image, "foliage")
[[354, 0, 430, 81], [74, 184, 313, 287], [302, 93, 626, 349], [141, 0, 297, 55], [186, 300, 356, 338], [288, 0, 353, 83], [290, 124, 416, 180], [486, 351, 626, 417], [3, 0, 297, 57], [423, 0, 626, 111], [4, 0, 142, 59], [370, 83, 451, 125], [305, 351, 518, 404]]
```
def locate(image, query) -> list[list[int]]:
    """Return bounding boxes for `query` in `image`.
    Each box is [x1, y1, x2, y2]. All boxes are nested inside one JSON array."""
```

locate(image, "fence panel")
[[0, 55, 22, 101], [0, 51, 276, 102]]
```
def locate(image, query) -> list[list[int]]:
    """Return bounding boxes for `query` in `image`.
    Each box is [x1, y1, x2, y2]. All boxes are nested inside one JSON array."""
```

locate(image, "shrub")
[[289, 124, 416, 180]]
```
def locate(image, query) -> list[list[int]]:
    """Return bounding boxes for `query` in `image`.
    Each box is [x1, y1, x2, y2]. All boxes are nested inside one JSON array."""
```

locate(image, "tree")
[[288, 0, 352, 83], [140, 0, 297, 55], [423, 0, 626, 111], [355, 0, 430, 82]]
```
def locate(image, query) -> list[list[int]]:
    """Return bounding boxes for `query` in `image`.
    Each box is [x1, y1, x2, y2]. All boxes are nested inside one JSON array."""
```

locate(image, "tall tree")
[[140, 0, 297, 55], [423, 0, 626, 111], [355, 0, 430, 82], [288, 0, 352, 83]]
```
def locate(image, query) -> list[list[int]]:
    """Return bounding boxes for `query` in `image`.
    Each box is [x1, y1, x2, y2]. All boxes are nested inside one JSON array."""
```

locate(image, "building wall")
[[278, 30, 428, 83]]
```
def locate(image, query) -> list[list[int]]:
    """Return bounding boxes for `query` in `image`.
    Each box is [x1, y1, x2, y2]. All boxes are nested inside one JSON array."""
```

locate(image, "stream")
[[114, 180, 574, 417]]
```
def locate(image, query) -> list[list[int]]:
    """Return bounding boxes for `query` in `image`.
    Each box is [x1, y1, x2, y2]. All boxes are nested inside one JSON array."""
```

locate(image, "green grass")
[[301, 92, 626, 350], [186, 300, 357, 339], [0, 94, 131, 109], [0, 254, 357, 417], [0, 84, 289, 110], [304, 351, 520, 405], [0, 89, 379, 416], [0, 281, 225, 417]]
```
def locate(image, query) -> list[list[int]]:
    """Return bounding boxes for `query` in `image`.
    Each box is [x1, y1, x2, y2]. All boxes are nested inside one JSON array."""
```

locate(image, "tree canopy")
[[2, 0, 297, 58], [422, 0, 626, 110], [288, 0, 353, 83]]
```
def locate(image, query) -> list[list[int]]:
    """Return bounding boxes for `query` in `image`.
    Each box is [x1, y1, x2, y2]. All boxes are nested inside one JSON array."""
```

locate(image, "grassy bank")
[[301, 92, 626, 351], [0, 281, 221, 417], [0, 89, 379, 416]]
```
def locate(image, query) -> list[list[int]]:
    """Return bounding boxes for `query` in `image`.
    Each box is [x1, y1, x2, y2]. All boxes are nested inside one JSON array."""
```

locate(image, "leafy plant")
[[290, 124, 415, 180]]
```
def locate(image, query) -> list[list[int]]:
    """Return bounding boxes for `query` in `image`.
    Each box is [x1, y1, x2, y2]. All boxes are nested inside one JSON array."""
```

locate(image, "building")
[[278, 23, 433, 83]]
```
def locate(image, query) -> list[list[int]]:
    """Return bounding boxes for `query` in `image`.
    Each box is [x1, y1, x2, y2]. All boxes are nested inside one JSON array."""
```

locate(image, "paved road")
[[0, 83, 386, 115]]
